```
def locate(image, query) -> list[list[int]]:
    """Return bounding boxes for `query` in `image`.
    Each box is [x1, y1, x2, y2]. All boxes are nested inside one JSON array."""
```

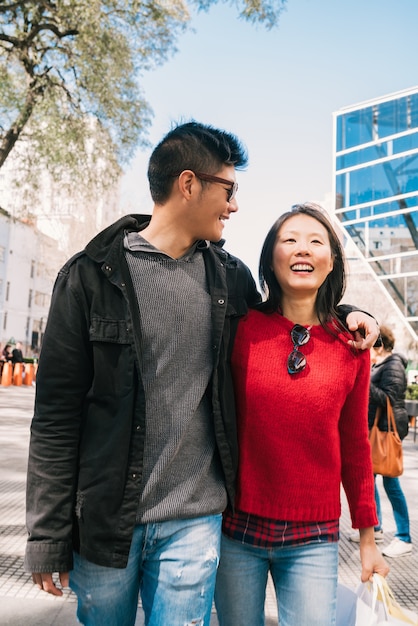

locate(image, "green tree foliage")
[[0, 0, 286, 192]]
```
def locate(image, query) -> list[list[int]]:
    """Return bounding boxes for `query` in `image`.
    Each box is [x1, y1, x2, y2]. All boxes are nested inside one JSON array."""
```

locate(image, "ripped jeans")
[[70, 514, 222, 626]]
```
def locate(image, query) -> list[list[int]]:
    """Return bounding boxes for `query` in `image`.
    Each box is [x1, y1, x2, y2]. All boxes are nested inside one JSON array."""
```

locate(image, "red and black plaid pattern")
[[222, 508, 339, 548]]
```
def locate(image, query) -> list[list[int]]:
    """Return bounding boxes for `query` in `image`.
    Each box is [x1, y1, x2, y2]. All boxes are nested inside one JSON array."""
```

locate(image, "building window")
[[34, 291, 51, 308], [3, 311, 7, 330], [31, 330, 39, 350], [28, 289, 33, 308], [5, 281, 10, 301]]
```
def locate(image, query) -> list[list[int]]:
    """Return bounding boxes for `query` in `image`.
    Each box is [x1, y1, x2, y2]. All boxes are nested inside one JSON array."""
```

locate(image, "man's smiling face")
[[187, 165, 239, 242]]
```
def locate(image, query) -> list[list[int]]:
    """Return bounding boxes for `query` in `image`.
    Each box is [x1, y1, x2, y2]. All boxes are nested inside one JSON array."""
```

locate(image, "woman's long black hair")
[[257, 203, 347, 329]]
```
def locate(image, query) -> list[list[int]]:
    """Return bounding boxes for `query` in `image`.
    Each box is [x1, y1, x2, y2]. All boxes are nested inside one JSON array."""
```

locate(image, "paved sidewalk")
[[0, 385, 417, 625]]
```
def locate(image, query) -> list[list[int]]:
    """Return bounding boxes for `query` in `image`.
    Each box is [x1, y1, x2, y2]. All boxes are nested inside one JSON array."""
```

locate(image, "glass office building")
[[333, 87, 418, 340]]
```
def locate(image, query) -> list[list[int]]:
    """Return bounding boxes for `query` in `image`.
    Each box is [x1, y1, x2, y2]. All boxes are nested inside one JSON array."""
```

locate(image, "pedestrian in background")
[[215, 204, 388, 626], [1, 343, 12, 362], [0, 343, 13, 379], [370, 325, 412, 559], [12, 342, 24, 364]]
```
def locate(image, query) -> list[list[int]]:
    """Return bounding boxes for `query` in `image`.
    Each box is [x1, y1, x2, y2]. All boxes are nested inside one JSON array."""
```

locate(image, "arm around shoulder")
[[336, 304, 380, 350]]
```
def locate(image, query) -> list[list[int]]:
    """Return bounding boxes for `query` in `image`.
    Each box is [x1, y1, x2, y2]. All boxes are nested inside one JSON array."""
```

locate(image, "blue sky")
[[121, 0, 418, 278]]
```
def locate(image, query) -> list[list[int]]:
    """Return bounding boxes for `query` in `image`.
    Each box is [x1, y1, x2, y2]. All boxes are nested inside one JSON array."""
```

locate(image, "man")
[[12, 341, 24, 364], [25, 121, 378, 626]]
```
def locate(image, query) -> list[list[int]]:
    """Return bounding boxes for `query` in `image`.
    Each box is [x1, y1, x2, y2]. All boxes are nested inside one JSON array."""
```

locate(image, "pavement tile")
[[1, 384, 417, 625]]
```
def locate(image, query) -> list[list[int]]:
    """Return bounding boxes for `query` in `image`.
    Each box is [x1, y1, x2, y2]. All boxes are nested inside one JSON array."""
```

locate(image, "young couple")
[[25, 121, 388, 626]]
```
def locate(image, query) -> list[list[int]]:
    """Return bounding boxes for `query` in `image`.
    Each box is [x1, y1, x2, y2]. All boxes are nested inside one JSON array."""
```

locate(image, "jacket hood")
[[84, 214, 151, 263], [374, 351, 408, 370]]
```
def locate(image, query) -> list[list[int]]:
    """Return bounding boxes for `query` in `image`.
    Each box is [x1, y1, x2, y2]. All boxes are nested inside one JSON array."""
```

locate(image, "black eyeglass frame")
[[171, 170, 238, 202], [287, 324, 311, 375]]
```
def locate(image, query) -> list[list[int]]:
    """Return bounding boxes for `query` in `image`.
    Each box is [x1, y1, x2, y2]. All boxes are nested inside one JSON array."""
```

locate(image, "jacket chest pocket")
[[88, 318, 134, 395], [89, 318, 131, 344], [225, 296, 248, 319], [223, 297, 249, 361]]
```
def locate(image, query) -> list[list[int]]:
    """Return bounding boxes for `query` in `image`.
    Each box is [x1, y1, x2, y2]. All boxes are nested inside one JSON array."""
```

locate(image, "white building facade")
[[0, 148, 123, 356], [0, 210, 66, 355]]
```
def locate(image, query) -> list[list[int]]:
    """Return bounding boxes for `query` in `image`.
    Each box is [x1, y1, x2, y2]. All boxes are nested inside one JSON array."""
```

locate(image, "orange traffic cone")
[[1, 362, 12, 386], [13, 362, 23, 386], [24, 363, 34, 386]]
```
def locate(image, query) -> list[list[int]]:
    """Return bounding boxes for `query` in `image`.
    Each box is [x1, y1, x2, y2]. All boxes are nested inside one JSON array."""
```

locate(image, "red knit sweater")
[[231, 310, 378, 529]]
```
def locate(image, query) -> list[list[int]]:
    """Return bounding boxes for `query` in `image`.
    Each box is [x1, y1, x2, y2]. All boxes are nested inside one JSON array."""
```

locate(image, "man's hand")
[[346, 311, 379, 350], [32, 571, 69, 596]]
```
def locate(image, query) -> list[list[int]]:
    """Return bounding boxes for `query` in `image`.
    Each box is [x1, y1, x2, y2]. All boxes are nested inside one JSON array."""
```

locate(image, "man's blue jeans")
[[374, 476, 411, 542], [215, 534, 339, 626], [69, 514, 222, 626]]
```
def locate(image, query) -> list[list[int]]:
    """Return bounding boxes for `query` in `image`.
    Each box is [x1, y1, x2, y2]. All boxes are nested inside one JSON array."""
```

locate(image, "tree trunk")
[[0, 91, 37, 169]]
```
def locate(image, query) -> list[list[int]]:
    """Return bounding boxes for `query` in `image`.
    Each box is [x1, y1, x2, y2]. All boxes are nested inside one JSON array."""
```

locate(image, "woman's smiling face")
[[272, 213, 334, 298]]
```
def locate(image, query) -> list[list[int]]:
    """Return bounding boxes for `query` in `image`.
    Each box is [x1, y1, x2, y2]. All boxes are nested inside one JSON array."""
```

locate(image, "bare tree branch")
[[0, 0, 286, 188]]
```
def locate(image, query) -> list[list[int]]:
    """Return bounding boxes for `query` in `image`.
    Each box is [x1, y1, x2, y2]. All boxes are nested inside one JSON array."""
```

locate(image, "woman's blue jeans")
[[69, 514, 222, 626], [214, 534, 339, 626], [374, 475, 411, 542]]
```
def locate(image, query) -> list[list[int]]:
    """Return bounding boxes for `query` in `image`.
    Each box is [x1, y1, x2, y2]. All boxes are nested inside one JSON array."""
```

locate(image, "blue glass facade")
[[333, 87, 418, 338]]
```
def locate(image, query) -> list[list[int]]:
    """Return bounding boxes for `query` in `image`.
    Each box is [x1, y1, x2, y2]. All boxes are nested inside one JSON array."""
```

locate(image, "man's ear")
[[178, 170, 195, 200]]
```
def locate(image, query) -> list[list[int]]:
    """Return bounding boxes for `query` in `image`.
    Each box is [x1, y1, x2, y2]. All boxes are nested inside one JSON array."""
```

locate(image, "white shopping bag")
[[354, 574, 418, 626], [337, 583, 358, 626]]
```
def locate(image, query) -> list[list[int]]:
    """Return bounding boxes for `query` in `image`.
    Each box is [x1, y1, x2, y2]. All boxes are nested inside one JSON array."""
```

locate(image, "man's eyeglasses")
[[171, 170, 238, 202], [287, 324, 311, 375], [193, 171, 238, 202]]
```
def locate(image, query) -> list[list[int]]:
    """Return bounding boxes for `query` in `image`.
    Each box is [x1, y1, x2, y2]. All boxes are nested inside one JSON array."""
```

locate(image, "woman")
[[1, 344, 12, 362], [215, 203, 389, 626], [369, 325, 412, 558]]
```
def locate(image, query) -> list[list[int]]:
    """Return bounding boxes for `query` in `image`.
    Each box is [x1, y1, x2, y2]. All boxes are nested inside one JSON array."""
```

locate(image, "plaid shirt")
[[222, 508, 339, 548]]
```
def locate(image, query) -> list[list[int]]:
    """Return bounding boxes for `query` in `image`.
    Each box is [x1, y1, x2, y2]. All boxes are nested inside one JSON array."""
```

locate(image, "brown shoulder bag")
[[369, 397, 403, 477]]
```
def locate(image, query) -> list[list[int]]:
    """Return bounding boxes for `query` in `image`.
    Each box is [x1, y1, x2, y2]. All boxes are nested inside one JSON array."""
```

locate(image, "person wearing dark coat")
[[11, 342, 24, 364], [1, 344, 12, 361], [369, 325, 411, 558]]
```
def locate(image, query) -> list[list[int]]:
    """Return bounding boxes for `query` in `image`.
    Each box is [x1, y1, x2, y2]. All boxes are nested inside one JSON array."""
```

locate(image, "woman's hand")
[[358, 528, 390, 582]]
